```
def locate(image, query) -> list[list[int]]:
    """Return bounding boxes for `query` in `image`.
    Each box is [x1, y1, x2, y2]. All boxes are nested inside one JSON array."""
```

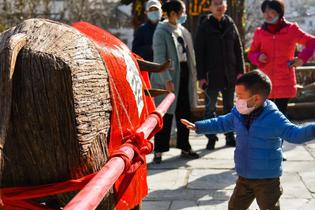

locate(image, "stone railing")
[[288, 66, 315, 119], [296, 66, 315, 85]]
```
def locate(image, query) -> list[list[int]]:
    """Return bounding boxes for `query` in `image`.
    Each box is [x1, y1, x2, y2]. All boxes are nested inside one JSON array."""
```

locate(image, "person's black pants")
[[154, 62, 191, 152], [270, 98, 289, 116], [270, 98, 289, 148], [204, 87, 235, 141]]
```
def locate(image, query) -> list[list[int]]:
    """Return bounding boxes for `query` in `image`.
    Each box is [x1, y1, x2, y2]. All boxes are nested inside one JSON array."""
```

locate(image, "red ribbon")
[[111, 129, 154, 202]]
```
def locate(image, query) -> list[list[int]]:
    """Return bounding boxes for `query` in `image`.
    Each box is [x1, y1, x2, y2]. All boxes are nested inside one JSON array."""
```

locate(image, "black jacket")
[[195, 14, 245, 89], [132, 21, 157, 61]]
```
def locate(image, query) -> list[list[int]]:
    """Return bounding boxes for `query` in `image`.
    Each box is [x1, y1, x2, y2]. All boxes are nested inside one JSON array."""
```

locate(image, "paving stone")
[[248, 198, 309, 210], [299, 199, 315, 210], [147, 157, 196, 170], [300, 171, 315, 193], [192, 147, 235, 160], [185, 159, 235, 169], [281, 173, 313, 199], [188, 169, 237, 190], [305, 141, 315, 149], [210, 190, 234, 200], [306, 148, 315, 159], [196, 190, 233, 202], [142, 200, 171, 210], [145, 189, 213, 201], [279, 198, 310, 210], [283, 144, 314, 161], [283, 161, 315, 172], [148, 158, 235, 171], [147, 169, 188, 190], [170, 200, 198, 210], [197, 200, 229, 210]]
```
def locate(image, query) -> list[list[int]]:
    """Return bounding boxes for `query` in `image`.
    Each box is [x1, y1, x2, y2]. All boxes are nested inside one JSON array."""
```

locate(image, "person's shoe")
[[180, 149, 200, 159], [206, 140, 216, 150], [206, 135, 218, 150], [225, 133, 236, 147], [153, 152, 162, 164]]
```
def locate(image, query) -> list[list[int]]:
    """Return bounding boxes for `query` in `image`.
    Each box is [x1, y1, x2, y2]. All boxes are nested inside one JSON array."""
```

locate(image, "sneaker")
[[180, 150, 200, 159], [153, 152, 162, 164], [206, 135, 218, 150], [225, 133, 236, 147]]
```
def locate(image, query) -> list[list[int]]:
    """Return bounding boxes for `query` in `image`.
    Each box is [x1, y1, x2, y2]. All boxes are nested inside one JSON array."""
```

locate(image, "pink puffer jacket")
[[248, 21, 315, 99]]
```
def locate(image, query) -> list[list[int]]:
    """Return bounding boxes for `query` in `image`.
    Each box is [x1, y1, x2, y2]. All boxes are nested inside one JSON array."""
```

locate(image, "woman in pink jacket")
[[248, 0, 315, 115]]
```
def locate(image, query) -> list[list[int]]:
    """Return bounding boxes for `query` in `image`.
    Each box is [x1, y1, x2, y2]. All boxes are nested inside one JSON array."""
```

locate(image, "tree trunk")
[[0, 19, 115, 209]]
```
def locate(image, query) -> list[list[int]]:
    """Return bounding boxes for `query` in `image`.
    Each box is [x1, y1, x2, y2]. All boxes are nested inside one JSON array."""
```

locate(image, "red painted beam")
[[63, 93, 175, 210]]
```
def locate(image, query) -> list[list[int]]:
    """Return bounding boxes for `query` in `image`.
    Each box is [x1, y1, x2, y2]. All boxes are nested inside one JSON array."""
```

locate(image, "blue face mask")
[[176, 14, 187, 25], [264, 15, 279, 24], [147, 10, 162, 23]]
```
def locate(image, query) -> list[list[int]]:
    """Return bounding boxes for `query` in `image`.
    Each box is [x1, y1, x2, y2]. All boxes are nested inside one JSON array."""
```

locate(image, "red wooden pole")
[[63, 93, 175, 210]]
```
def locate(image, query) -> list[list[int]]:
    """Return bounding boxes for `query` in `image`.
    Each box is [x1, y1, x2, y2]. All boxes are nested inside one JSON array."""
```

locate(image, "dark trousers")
[[228, 177, 282, 210], [270, 98, 289, 146], [154, 62, 191, 152], [204, 87, 235, 140], [270, 98, 289, 116]]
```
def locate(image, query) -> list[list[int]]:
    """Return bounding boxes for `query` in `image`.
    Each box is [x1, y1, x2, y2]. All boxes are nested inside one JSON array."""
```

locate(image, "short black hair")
[[162, 0, 184, 17], [236, 70, 272, 98], [261, 0, 285, 18]]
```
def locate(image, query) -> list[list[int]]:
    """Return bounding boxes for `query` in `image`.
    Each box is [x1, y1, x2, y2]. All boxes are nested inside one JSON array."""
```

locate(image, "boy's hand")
[[180, 119, 196, 131]]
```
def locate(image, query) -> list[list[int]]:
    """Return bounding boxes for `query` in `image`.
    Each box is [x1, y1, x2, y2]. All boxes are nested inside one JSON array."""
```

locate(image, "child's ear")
[[255, 94, 264, 105]]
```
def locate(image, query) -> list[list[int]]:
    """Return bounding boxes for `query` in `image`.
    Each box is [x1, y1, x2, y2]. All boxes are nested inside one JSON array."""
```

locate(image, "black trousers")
[[270, 98, 289, 116], [154, 62, 191, 152], [204, 87, 235, 140], [270, 98, 289, 146]]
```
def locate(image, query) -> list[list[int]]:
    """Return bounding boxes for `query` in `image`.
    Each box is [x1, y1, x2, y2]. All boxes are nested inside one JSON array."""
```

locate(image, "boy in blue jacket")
[[181, 70, 315, 210]]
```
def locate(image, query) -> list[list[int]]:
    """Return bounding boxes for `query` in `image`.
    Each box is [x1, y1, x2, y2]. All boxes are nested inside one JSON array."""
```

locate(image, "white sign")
[[113, 45, 144, 117]]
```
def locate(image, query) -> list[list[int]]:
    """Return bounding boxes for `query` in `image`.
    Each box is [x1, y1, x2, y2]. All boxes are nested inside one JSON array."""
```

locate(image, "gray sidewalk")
[[143, 133, 315, 210]]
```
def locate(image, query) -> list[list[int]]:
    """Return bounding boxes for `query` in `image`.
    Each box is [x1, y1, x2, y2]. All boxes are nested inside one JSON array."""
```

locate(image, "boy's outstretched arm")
[[278, 115, 315, 144], [181, 113, 234, 135], [181, 119, 196, 130]]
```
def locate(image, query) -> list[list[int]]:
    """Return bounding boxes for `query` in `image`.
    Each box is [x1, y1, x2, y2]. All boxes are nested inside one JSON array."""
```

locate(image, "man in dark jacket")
[[132, 0, 162, 61], [195, 0, 245, 149]]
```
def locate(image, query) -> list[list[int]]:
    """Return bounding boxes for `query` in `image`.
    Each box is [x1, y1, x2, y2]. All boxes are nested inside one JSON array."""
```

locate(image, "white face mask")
[[235, 96, 256, 115]]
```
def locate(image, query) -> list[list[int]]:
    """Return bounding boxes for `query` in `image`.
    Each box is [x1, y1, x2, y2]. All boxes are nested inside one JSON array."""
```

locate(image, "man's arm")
[[233, 23, 245, 76], [194, 23, 207, 81], [132, 26, 144, 55]]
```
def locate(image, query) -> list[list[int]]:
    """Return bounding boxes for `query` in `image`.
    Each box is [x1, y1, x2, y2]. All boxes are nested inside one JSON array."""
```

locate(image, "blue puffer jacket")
[[195, 100, 315, 179]]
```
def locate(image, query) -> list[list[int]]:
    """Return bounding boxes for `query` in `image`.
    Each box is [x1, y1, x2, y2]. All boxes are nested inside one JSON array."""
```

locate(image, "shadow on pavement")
[[145, 169, 236, 208]]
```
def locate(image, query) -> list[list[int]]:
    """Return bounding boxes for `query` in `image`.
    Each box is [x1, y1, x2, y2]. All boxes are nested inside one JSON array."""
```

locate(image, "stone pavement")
[[142, 133, 315, 210]]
